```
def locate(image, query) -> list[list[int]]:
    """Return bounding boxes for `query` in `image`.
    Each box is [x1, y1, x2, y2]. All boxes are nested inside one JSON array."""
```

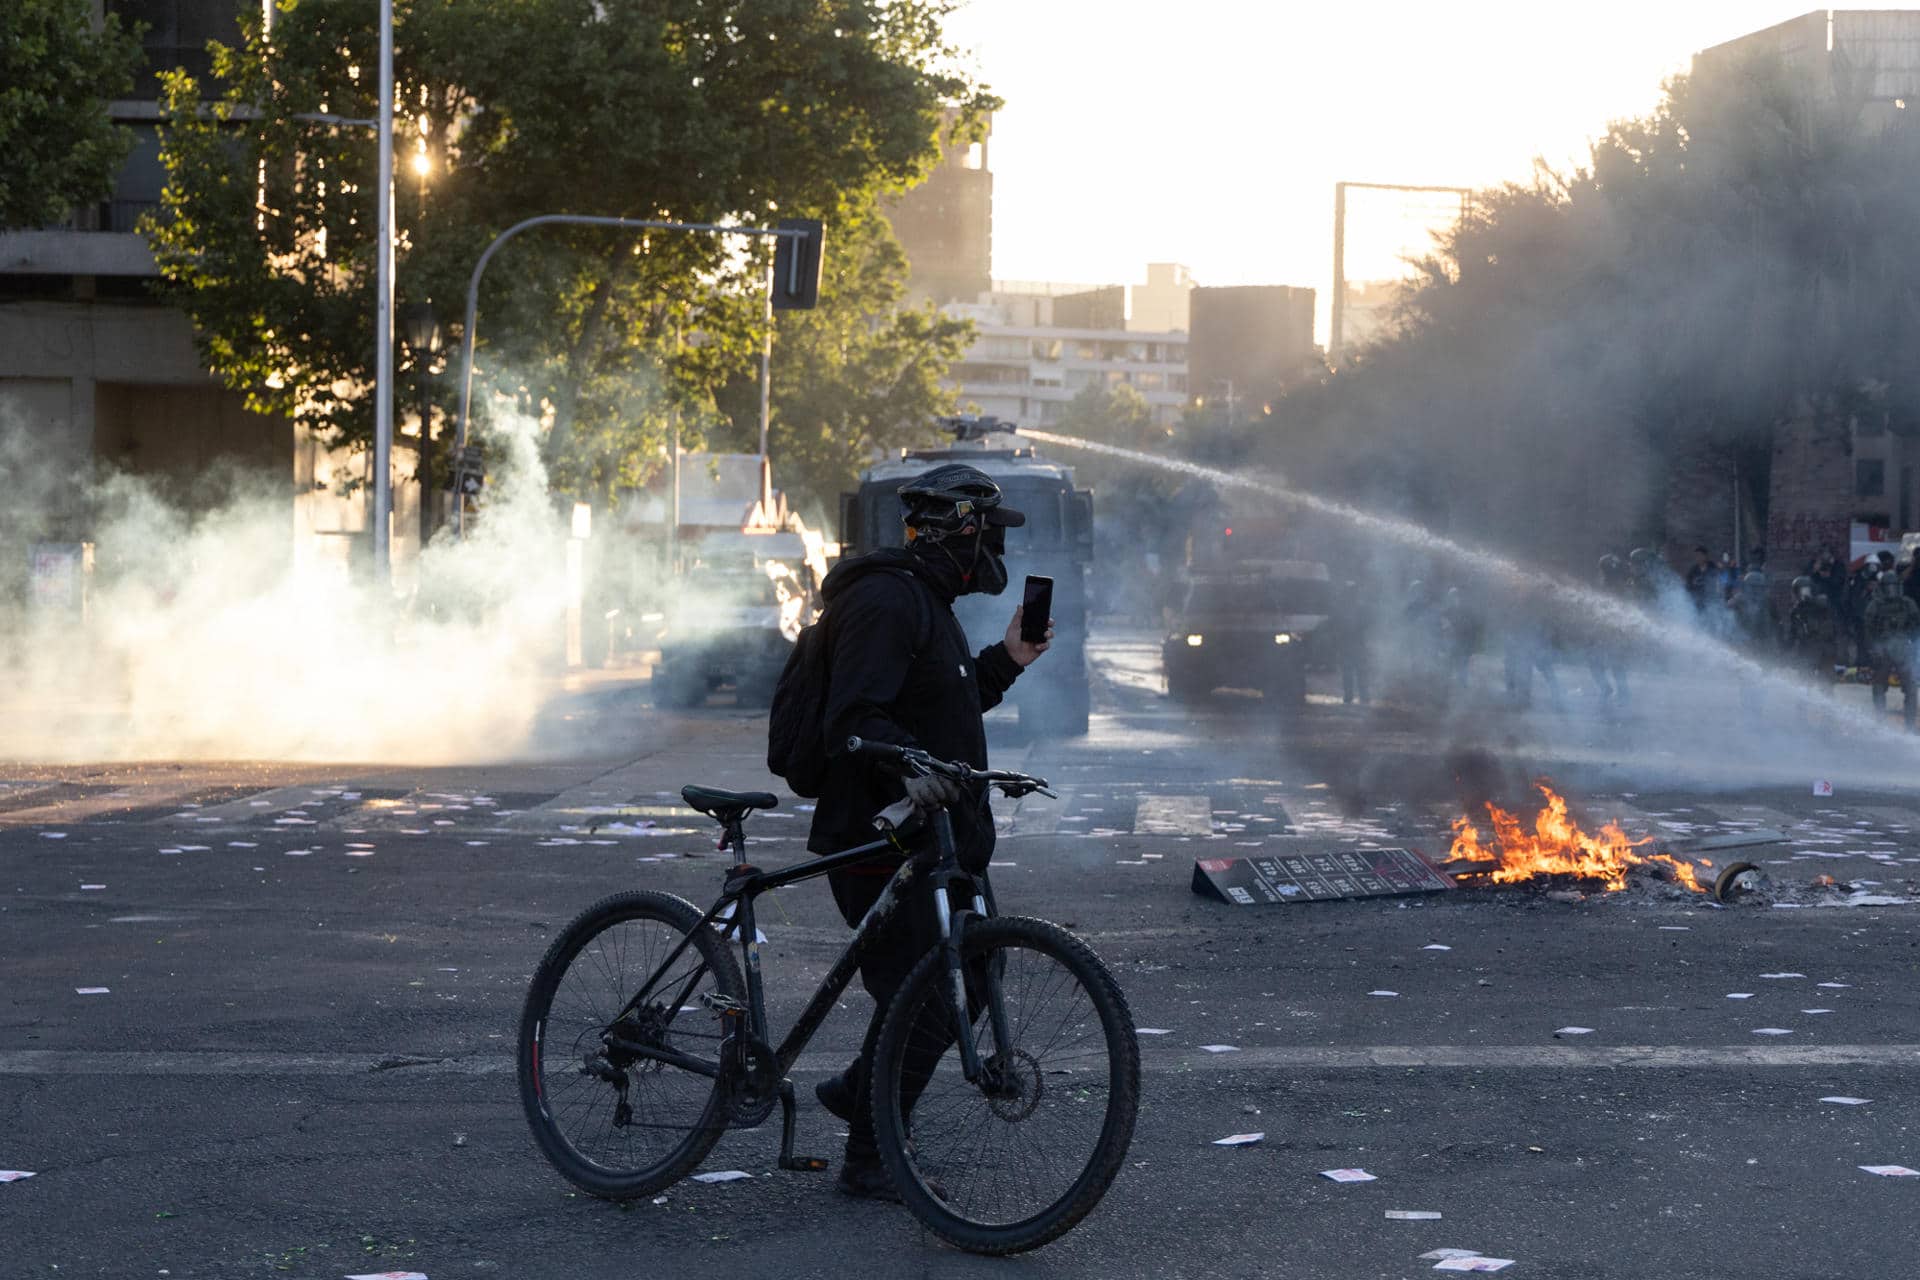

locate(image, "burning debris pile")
[[1444, 784, 1706, 894]]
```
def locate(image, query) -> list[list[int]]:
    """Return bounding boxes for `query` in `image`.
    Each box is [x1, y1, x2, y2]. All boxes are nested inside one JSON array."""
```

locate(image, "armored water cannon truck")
[[841, 415, 1094, 737]]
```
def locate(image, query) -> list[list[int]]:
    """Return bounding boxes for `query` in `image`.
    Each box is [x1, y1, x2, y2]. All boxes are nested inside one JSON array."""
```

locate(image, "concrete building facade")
[[1186, 285, 1317, 414], [1689, 10, 1920, 572], [885, 114, 994, 307], [942, 289, 1189, 429], [0, 0, 380, 598]]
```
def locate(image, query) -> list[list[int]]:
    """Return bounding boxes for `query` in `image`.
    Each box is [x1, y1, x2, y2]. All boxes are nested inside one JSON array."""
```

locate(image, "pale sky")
[[941, 2, 1900, 343]]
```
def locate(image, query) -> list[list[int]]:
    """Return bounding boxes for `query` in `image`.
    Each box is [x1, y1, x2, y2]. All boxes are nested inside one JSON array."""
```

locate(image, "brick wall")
[[1766, 408, 1853, 575]]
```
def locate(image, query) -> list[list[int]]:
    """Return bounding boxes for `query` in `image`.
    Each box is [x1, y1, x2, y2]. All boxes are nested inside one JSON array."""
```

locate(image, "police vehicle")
[[840, 416, 1094, 736]]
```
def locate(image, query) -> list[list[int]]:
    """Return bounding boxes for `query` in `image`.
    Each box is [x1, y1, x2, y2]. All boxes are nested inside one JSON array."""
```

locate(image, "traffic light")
[[771, 217, 825, 311], [450, 444, 486, 496]]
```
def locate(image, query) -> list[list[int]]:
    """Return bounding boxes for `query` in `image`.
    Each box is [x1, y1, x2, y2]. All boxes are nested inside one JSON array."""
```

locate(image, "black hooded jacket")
[[805, 547, 1023, 868]]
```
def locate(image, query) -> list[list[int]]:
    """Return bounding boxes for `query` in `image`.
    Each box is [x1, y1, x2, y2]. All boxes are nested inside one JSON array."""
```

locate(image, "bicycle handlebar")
[[845, 736, 1055, 798]]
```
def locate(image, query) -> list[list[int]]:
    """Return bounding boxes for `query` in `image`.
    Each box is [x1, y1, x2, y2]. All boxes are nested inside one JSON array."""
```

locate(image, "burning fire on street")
[[1444, 783, 1706, 893]]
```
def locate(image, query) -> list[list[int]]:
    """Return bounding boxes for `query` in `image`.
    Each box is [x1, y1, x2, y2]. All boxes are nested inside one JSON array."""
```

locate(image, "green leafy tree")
[[0, 0, 143, 229], [1265, 53, 1920, 565], [145, 0, 994, 501]]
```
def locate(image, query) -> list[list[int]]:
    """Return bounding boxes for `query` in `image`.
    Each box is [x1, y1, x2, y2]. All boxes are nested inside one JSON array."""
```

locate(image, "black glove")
[[902, 771, 964, 814]]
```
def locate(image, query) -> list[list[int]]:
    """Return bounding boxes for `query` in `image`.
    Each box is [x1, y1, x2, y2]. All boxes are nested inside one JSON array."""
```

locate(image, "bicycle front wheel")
[[517, 890, 744, 1199], [871, 915, 1140, 1254]]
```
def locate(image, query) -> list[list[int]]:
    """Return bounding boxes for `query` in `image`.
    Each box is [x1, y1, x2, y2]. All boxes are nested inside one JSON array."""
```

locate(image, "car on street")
[[651, 537, 821, 708], [1162, 562, 1333, 706]]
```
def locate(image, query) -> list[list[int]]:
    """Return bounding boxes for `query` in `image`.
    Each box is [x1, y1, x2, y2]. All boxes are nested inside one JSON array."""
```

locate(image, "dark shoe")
[[836, 1148, 903, 1203], [814, 1065, 858, 1124]]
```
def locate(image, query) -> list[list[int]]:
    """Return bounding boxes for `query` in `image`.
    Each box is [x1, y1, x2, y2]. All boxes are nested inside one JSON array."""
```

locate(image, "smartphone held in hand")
[[1020, 575, 1053, 644]]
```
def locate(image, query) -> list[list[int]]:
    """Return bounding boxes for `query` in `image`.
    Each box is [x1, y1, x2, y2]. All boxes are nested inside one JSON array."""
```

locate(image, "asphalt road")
[[3, 629, 1918, 1278]]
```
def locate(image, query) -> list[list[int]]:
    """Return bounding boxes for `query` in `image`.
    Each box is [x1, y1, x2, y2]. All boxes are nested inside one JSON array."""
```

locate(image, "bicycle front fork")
[[928, 810, 1017, 1085]]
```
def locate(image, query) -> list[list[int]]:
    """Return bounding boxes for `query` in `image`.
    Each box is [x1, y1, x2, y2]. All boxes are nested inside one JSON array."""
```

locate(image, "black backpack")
[[767, 567, 931, 797]]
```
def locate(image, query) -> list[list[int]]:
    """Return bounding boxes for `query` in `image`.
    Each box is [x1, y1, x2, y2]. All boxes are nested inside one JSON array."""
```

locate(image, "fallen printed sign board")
[[1192, 848, 1453, 905]]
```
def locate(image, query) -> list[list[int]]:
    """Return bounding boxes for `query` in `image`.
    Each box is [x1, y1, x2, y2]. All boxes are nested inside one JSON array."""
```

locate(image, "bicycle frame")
[[608, 806, 1015, 1090]]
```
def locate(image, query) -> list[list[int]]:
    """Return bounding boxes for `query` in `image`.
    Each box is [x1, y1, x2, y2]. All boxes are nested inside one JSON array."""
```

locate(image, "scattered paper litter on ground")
[[1657, 925, 1690, 930], [1726, 993, 1754, 999], [80, 884, 103, 891], [691, 1170, 753, 1183], [1135, 1028, 1172, 1036], [1212, 1132, 1264, 1146], [1801, 1008, 1834, 1015], [1200, 1044, 1238, 1053], [1554, 1027, 1593, 1036], [227, 841, 257, 848], [38, 832, 66, 839], [75, 987, 109, 995], [346, 1272, 429, 1280], [1387, 1209, 1442, 1219], [1817, 982, 1852, 989], [0, 1171, 36, 1182], [1434, 1258, 1515, 1273], [1759, 972, 1806, 980], [1821, 1096, 1871, 1105], [1422, 944, 1451, 951], [1858, 1165, 1919, 1177], [1421, 1250, 1483, 1261], [1752, 1028, 1793, 1036], [1368, 990, 1399, 997], [1320, 1168, 1376, 1182]]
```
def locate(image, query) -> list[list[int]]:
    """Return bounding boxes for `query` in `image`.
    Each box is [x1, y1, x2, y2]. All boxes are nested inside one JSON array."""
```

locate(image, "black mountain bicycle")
[[516, 737, 1140, 1254]]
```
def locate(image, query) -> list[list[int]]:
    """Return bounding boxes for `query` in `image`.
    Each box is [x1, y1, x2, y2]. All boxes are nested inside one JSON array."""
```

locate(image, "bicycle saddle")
[[681, 785, 779, 824]]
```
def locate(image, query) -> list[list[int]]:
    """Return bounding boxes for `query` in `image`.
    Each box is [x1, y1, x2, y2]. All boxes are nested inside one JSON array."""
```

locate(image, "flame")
[[1445, 783, 1704, 893]]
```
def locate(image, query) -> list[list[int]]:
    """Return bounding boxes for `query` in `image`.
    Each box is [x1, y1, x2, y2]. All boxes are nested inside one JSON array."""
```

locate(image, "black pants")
[[828, 862, 988, 1152]]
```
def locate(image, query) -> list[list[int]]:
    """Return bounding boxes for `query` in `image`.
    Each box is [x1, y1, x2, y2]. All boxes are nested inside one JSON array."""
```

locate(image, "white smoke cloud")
[[0, 407, 576, 764]]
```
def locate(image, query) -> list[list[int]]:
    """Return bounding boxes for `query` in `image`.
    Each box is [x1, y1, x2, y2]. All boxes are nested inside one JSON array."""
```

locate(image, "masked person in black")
[[806, 462, 1054, 1201]]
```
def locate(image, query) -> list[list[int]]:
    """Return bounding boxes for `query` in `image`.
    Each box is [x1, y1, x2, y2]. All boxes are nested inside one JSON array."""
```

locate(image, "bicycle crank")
[[722, 1033, 782, 1127]]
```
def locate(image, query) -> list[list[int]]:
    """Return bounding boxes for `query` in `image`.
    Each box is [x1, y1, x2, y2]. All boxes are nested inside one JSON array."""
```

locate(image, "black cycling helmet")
[[897, 463, 1026, 541]]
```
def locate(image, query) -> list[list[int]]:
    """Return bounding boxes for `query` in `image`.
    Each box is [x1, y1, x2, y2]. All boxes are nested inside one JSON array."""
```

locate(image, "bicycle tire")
[[517, 890, 745, 1199], [870, 915, 1140, 1254]]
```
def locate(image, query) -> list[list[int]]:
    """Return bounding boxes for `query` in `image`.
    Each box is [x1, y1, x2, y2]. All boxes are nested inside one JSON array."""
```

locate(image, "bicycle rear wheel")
[[517, 890, 744, 1199], [870, 915, 1140, 1254]]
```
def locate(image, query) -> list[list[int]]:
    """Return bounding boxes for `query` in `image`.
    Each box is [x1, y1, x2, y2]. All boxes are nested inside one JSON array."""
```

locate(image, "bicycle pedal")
[[779, 1155, 830, 1173]]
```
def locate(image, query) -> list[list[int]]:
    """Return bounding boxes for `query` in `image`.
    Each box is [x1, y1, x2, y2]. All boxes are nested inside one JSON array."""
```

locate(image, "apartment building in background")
[[0, 0, 420, 599], [885, 114, 994, 307], [1186, 285, 1317, 415], [1672, 9, 1920, 573], [942, 283, 1191, 429]]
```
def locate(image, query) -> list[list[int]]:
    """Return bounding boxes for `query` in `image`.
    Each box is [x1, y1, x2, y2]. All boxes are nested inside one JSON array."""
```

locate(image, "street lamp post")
[[401, 300, 442, 549], [372, 0, 396, 580]]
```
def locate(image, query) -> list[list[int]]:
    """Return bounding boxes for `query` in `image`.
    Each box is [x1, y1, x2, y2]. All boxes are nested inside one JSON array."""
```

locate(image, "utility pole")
[[1330, 182, 1346, 367], [758, 286, 773, 462]]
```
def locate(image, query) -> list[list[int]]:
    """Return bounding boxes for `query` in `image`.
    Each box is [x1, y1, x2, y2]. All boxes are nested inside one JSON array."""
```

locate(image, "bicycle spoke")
[[889, 932, 1120, 1229], [524, 903, 733, 1188]]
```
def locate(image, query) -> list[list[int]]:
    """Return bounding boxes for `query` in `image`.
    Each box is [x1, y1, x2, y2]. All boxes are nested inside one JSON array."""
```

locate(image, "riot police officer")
[[1863, 572, 1920, 728], [1784, 575, 1840, 687], [1588, 554, 1632, 707]]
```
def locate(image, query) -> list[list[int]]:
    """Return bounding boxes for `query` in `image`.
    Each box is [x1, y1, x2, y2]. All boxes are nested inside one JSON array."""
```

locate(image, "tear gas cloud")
[[1023, 67, 1920, 808], [0, 407, 583, 764], [1032, 428, 1920, 804]]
